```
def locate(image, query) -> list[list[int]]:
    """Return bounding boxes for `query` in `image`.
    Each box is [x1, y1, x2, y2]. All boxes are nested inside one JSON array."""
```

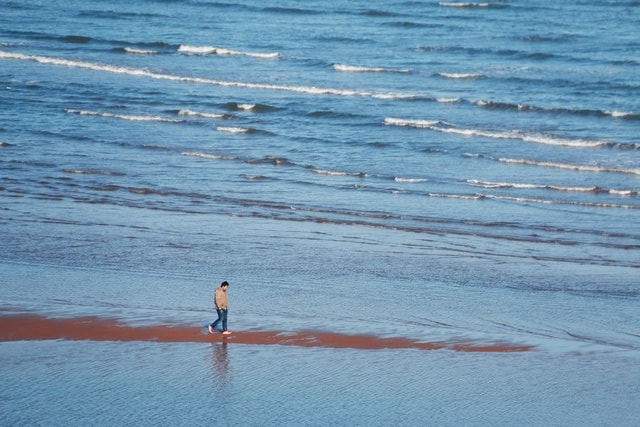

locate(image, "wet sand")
[[0, 313, 531, 352]]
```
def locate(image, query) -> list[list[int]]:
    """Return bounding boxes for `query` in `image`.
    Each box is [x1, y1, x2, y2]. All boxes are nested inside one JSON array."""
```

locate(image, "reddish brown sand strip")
[[0, 314, 532, 352]]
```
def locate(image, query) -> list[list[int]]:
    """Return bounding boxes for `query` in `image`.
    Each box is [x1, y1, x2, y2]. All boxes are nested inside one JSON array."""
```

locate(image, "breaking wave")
[[66, 109, 183, 123], [178, 44, 280, 59], [0, 51, 421, 100], [495, 157, 640, 176], [384, 117, 634, 149], [333, 63, 411, 73]]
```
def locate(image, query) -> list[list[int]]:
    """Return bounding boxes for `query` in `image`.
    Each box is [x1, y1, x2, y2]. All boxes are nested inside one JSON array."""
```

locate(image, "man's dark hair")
[[221, 281, 229, 287]]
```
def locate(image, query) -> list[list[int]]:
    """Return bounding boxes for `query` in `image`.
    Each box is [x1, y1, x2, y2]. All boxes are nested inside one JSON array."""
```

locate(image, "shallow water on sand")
[[2, 258, 640, 426], [1, 339, 639, 427]]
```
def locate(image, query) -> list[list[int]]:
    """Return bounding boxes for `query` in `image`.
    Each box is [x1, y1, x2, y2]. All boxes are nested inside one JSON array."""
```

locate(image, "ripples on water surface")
[[1, 0, 639, 425]]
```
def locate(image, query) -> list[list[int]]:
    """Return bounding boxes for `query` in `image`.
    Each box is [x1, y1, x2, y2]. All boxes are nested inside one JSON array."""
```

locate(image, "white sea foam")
[[609, 189, 638, 197], [178, 45, 279, 59], [384, 117, 610, 148], [466, 179, 599, 193], [178, 109, 225, 119], [483, 194, 639, 210], [312, 168, 367, 178], [313, 169, 348, 176], [437, 188, 639, 208], [605, 110, 634, 118], [439, 72, 483, 79], [439, 2, 489, 7], [237, 104, 256, 111], [217, 126, 250, 134], [66, 108, 181, 123], [333, 63, 411, 73], [384, 117, 445, 128], [429, 193, 484, 200], [394, 177, 427, 183], [0, 51, 417, 100], [181, 151, 230, 160], [496, 157, 640, 176], [475, 100, 534, 111], [123, 47, 157, 55]]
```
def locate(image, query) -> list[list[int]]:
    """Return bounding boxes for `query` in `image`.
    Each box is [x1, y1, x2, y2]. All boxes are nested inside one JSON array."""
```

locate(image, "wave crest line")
[[0, 50, 417, 100]]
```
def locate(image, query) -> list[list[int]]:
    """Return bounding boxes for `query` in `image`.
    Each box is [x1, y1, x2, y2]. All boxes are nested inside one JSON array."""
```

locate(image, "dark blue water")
[[1, 0, 639, 425]]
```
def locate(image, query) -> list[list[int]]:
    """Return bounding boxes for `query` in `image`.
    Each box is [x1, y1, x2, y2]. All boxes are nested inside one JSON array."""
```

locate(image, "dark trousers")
[[211, 309, 228, 332]]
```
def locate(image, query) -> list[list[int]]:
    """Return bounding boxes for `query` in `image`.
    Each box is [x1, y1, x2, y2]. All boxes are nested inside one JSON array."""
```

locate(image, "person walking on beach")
[[209, 281, 231, 335]]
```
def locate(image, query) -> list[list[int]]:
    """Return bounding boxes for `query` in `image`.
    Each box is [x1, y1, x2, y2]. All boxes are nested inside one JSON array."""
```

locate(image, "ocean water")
[[1, 0, 639, 425]]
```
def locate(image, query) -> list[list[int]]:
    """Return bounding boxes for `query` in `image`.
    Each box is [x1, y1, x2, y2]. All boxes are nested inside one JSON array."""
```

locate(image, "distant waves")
[[66, 109, 184, 123], [177, 44, 279, 59], [0, 51, 417, 100], [179, 151, 640, 206], [55, 105, 640, 193], [3, 50, 639, 122], [384, 117, 639, 150], [333, 63, 412, 73]]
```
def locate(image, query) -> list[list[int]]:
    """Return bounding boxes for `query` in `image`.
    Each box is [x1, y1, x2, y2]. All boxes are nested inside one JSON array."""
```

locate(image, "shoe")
[[208, 325, 215, 334], [222, 331, 232, 335]]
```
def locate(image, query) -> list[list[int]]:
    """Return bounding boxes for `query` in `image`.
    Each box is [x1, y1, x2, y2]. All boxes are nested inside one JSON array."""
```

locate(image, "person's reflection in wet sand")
[[209, 342, 230, 386]]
